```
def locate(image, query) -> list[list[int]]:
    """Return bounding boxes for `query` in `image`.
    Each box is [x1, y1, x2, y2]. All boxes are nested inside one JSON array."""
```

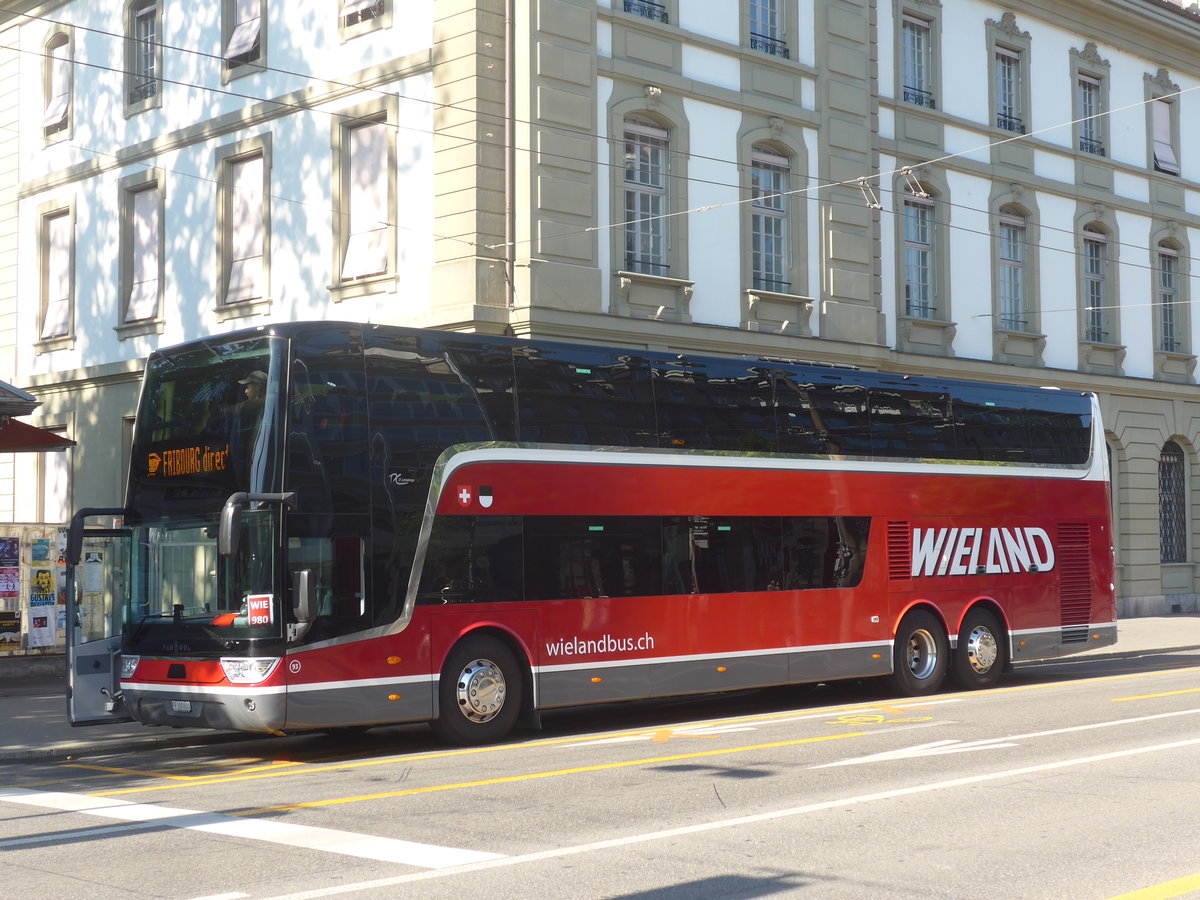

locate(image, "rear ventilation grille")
[[1058, 523, 1091, 643], [887, 521, 912, 580]]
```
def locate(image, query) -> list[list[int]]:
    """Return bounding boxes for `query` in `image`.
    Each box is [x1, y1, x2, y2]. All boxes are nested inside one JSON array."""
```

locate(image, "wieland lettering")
[[911, 526, 1055, 577]]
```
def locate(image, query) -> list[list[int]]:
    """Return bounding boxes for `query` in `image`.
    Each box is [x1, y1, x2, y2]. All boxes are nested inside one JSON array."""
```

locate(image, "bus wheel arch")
[[890, 605, 949, 696], [950, 603, 1008, 690], [432, 628, 531, 745]]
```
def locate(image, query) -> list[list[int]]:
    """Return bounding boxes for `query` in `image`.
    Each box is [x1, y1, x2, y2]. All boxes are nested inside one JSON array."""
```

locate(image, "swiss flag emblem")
[[456, 485, 473, 507]]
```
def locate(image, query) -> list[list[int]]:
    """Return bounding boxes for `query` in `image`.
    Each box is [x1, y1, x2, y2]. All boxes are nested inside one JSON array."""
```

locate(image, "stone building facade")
[[2, 0, 1200, 617]]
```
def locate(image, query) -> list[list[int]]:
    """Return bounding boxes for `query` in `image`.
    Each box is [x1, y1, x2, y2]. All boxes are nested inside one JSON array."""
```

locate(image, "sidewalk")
[[2, 615, 1199, 762]]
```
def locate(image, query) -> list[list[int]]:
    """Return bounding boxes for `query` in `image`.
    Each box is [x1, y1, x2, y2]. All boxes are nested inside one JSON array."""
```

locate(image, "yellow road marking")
[[77, 758, 304, 781], [235, 732, 868, 815], [1108, 873, 1200, 899], [1112, 688, 1200, 702]]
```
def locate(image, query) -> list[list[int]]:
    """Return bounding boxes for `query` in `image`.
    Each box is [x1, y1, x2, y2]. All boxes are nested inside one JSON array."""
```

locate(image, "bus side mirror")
[[218, 495, 246, 558], [292, 569, 315, 624]]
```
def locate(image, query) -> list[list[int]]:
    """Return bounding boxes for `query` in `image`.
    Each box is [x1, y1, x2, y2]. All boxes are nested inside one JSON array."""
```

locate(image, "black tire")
[[890, 609, 949, 696], [950, 607, 1007, 690], [432, 635, 524, 745]]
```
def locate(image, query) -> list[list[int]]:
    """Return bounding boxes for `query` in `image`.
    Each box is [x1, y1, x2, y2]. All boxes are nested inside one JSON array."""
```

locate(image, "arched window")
[[1159, 441, 1187, 563]]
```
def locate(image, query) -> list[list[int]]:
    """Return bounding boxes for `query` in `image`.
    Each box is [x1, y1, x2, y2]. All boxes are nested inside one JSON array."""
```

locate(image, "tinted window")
[[776, 371, 871, 456], [416, 515, 523, 604], [782, 516, 870, 588], [951, 387, 1029, 462], [289, 326, 369, 510], [1026, 391, 1091, 464], [663, 516, 783, 593], [654, 358, 776, 453], [440, 339, 517, 441], [524, 516, 661, 600], [514, 344, 657, 446], [868, 382, 954, 459]]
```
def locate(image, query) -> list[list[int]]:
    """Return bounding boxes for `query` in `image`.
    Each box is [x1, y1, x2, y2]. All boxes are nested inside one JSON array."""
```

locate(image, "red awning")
[[0, 418, 75, 452]]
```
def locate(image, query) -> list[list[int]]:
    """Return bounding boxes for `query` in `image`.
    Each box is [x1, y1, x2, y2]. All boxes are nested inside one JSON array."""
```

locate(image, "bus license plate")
[[170, 700, 192, 714]]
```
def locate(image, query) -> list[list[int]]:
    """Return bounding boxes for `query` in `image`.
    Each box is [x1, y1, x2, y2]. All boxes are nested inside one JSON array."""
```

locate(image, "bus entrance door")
[[65, 509, 134, 726]]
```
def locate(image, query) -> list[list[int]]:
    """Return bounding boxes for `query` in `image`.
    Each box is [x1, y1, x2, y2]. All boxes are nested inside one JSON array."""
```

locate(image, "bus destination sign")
[[147, 444, 230, 477]]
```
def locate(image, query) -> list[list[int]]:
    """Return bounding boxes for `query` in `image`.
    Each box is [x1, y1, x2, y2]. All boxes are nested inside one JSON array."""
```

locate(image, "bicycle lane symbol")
[[827, 704, 936, 726]]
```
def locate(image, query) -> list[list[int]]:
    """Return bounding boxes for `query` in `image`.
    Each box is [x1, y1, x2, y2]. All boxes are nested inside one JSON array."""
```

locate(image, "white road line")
[[0, 789, 504, 869], [252, 734, 1200, 898]]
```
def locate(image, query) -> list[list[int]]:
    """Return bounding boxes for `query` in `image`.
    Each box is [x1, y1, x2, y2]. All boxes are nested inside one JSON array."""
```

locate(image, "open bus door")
[[65, 508, 134, 726]]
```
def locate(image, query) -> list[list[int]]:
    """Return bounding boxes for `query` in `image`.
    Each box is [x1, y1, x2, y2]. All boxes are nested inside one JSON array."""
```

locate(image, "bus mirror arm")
[[66, 507, 131, 565], [218, 492, 298, 558]]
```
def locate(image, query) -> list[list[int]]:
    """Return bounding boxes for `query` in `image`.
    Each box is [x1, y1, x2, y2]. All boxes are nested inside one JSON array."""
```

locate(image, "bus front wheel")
[[950, 608, 1006, 690], [432, 635, 524, 745], [891, 610, 948, 696]]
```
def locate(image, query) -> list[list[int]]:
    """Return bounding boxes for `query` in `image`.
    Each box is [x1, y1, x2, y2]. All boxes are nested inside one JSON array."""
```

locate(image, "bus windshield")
[[123, 335, 287, 651], [125, 509, 282, 649]]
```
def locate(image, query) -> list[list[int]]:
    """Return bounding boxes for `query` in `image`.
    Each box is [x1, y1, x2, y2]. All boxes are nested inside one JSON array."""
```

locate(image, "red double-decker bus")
[[67, 322, 1116, 744]]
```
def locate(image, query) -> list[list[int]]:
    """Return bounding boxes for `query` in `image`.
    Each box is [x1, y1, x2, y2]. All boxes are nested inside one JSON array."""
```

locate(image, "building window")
[[40, 210, 73, 341], [1151, 98, 1180, 176], [623, 117, 669, 275], [902, 191, 934, 318], [1158, 246, 1180, 352], [1159, 441, 1187, 564], [126, 0, 160, 111], [624, 0, 668, 23], [1077, 75, 1104, 156], [41, 429, 71, 524], [1082, 226, 1107, 343], [220, 150, 267, 305], [43, 33, 71, 138], [123, 181, 162, 323], [997, 210, 1026, 331], [749, 0, 789, 59], [224, 0, 263, 72], [332, 107, 395, 291], [901, 16, 935, 109], [750, 147, 789, 293], [994, 47, 1024, 133]]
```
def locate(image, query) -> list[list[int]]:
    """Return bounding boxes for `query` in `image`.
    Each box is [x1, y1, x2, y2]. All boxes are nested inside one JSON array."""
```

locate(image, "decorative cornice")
[[987, 11, 1030, 41], [1146, 66, 1180, 93], [1071, 41, 1110, 71]]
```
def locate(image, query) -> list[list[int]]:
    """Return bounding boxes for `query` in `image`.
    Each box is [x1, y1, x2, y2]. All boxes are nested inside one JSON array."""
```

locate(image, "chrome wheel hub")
[[455, 657, 506, 724]]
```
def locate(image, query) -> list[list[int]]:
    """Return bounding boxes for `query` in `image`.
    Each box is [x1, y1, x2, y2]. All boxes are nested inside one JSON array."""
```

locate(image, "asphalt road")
[[3, 649, 1200, 900]]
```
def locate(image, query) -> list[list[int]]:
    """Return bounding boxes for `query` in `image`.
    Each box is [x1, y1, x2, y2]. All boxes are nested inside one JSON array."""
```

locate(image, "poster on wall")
[[31, 538, 52, 564], [0, 567, 17, 600], [27, 608, 55, 648], [85, 552, 104, 592], [0, 610, 18, 643], [30, 567, 56, 609], [0, 537, 17, 568]]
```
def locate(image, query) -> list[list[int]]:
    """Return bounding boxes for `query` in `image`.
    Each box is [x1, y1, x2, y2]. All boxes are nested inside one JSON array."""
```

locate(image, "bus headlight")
[[220, 657, 280, 684], [119, 655, 140, 680]]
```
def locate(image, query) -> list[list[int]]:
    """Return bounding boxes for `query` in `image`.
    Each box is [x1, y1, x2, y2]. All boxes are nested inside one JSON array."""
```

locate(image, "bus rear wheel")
[[891, 609, 948, 696], [950, 608, 1006, 690], [432, 635, 524, 745]]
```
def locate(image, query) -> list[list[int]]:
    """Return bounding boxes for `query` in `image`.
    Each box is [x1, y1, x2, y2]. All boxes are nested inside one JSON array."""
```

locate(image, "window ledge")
[[34, 334, 76, 355], [1153, 348, 1196, 383], [114, 318, 165, 340], [614, 270, 694, 322], [1078, 339, 1126, 375], [328, 273, 395, 302], [742, 288, 814, 337], [216, 297, 272, 322], [898, 315, 956, 358]]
